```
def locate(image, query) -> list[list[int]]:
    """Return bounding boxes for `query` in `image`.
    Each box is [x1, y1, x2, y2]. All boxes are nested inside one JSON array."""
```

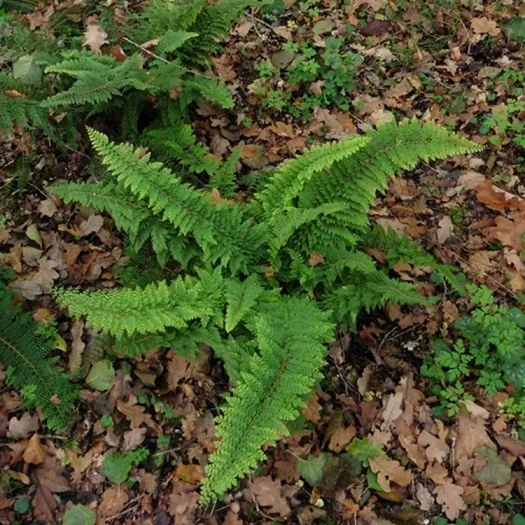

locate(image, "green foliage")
[[422, 285, 525, 416], [0, 0, 251, 143], [103, 449, 149, 484], [253, 38, 363, 120], [53, 119, 479, 502], [0, 282, 77, 431]]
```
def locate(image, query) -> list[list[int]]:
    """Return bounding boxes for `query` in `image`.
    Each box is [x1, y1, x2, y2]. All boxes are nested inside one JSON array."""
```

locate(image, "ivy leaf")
[[63, 505, 96, 525], [506, 17, 525, 42], [86, 360, 114, 391], [513, 515, 525, 525], [13, 55, 42, 85]]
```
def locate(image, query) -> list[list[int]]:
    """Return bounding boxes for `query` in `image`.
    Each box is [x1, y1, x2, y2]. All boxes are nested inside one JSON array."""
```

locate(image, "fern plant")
[[0, 277, 77, 431], [51, 119, 480, 502], [0, 0, 256, 140]]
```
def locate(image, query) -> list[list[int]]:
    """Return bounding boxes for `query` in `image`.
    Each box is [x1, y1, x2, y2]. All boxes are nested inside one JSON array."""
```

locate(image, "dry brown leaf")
[[381, 391, 403, 430], [493, 214, 525, 252], [303, 394, 322, 424], [223, 510, 244, 525], [69, 320, 85, 374], [476, 180, 522, 211], [98, 484, 129, 517], [23, 434, 45, 465], [175, 463, 204, 484], [456, 413, 496, 458], [436, 215, 455, 243], [117, 398, 157, 429], [66, 449, 94, 485], [369, 455, 412, 492], [83, 24, 108, 54], [471, 17, 500, 36], [137, 468, 158, 495], [328, 425, 357, 453], [357, 364, 373, 396], [8, 412, 39, 438], [247, 476, 291, 517], [168, 488, 199, 524], [416, 482, 434, 511], [434, 480, 467, 520], [461, 400, 490, 420], [32, 483, 57, 524], [495, 434, 525, 457], [34, 456, 71, 493], [123, 427, 146, 451], [417, 430, 450, 463], [423, 462, 448, 485]]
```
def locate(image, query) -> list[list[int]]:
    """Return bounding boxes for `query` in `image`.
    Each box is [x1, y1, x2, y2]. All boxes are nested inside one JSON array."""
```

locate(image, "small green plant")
[[422, 285, 525, 416]]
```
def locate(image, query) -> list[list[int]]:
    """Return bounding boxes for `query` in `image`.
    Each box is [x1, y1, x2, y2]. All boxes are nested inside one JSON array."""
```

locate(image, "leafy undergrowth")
[[1, 1, 525, 524]]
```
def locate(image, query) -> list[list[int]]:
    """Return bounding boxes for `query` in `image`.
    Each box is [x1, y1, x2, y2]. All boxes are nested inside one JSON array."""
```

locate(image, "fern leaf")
[[200, 297, 333, 502], [225, 276, 263, 332], [0, 294, 77, 431]]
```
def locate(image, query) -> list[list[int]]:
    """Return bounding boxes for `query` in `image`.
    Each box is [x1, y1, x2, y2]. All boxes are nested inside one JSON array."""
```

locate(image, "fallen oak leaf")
[[83, 24, 108, 55], [475, 180, 522, 211], [369, 455, 412, 492], [247, 476, 291, 517], [433, 480, 467, 520]]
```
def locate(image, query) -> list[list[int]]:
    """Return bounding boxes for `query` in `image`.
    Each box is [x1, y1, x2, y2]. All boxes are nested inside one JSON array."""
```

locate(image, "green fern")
[[200, 296, 333, 503], [0, 289, 77, 431], [53, 118, 480, 503]]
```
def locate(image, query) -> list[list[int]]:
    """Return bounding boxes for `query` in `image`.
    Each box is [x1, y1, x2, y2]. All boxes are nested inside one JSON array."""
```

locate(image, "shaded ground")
[[1, 1, 525, 524]]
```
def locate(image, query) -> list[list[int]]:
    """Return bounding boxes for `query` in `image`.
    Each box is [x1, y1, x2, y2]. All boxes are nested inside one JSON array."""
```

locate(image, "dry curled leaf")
[[83, 24, 108, 54], [23, 434, 45, 465]]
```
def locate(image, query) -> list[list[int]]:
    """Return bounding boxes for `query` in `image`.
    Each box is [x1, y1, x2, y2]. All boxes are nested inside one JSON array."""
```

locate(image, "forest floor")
[[1, 1, 525, 524]]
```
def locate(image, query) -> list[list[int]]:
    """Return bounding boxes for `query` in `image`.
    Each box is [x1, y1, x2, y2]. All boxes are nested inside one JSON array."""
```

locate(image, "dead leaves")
[[456, 412, 496, 458], [247, 476, 296, 517], [434, 480, 467, 520], [368, 455, 412, 492]]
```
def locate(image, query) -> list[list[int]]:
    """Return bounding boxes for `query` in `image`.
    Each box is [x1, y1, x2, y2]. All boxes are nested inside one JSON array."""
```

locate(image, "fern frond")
[[85, 128, 265, 273], [56, 272, 224, 339], [294, 120, 482, 253], [257, 135, 370, 216], [157, 29, 199, 54], [0, 293, 77, 431], [224, 275, 264, 332], [200, 296, 333, 503]]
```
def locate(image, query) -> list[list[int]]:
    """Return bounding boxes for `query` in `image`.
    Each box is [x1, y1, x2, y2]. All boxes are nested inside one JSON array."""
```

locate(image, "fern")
[[200, 296, 333, 503], [0, 288, 77, 431], [53, 118, 480, 503]]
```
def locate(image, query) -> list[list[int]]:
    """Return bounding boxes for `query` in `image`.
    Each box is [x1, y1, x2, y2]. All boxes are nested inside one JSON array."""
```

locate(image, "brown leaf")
[[476, 180, 522, 211], [123, 427, 146, 451], [423, 462, 448, 485], [493, 214, 525, 252], [381, 392, 403, 430], [117, 398, 157, 429], [308, 252, 325, 267], [65, 449, 93, 485], [433, 480, 467, 521], [247, 476, 291, 517], [23, 434, 45, 465], [110, 44, 128, 61], [83, 24, 108, 54], [461, 400, 490, 420], [471, 17, 500, 36], [303, 394, 322, 424], [223, 510, 244, 525], [436, 216, 454, 243], [495, 434, 525, 457], [8, 412, 39, 438], [32, 483, 57, 524], [415, 482, 434, 511], [137, 468, 158, 495], [34, 456, 71, 493], [357, 364, 373, 396], [369, 455, 412, 492], [175, 463, 204, 483], [69, 320, 85, 374], [456, 413, 496, 458], [98, 484, 129, 517], [328, 425, 357, 453], [417, 430, 450, 463], [168, 489, 199, 523], [360, 20, 391, 36]]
